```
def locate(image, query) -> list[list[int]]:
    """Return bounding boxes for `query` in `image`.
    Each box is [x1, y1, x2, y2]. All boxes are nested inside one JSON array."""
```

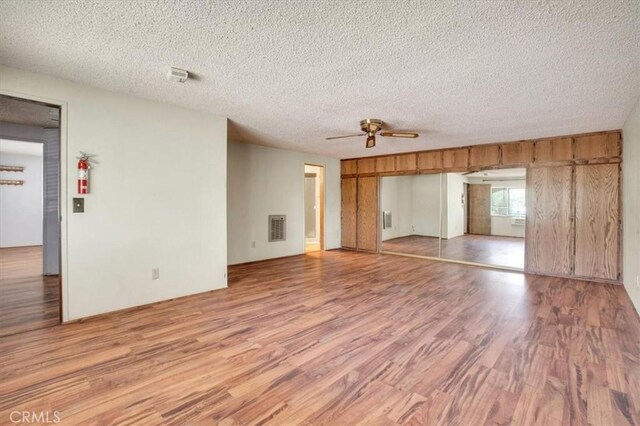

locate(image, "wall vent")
[[511, 217, 526, 226], [268, 215, 286, 242]]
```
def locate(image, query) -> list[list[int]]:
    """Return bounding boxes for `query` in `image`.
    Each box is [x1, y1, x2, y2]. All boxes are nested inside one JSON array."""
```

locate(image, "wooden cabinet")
[[525, 166, 574, 276], [442, 148, 468, 170], [469, 145, 500, 169], [341, 160, 357, 176], [357, 158, 376, 174], [417, 150, 443, 171], [356, 176, 379, 252], [501, 141, 533, 166], [395, 153, 417, 172], [341, 178, 357, 249], [574, 164, 620, 280], [376, 156, 395, 173], [574, 133, 620, 161], [534, 138, 573, 163]]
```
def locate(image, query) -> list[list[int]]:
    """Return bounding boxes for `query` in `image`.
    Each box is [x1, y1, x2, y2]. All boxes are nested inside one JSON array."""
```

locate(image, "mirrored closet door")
[[439, 168, 526, 270], [380, 173, 442, 258], [380, 168, 526, 271]]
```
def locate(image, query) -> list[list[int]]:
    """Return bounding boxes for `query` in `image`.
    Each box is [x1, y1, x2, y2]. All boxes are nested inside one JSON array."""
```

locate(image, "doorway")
[[304, 164, 324, 253], [0, 94, 62, 336]]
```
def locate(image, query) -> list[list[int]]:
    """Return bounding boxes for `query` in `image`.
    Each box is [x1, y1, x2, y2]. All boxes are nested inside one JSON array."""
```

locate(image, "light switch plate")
[[73, 198, 84, 213]]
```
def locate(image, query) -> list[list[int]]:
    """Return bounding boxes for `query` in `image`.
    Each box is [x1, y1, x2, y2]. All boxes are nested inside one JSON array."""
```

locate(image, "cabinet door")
[[442, 148, 469, 170], [534, 138, 573, 164], [574, 164, 620, 280], [341, 178, 357, 249], [357, 158, 376, 174], [469, 145, 500, 169], [376, 156, 395, 173], [574, 133, 621, 160], [396, 153, 417, 172], [341, 160, 357, 176], [525, 166, 574, 275], [417, 151, 443, 171], [501, 141, 534, 166], [357, 176, 379, 252]]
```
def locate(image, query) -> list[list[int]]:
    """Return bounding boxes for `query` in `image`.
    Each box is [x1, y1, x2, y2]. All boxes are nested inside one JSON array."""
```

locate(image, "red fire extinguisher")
[[77, 152, 93, 194]]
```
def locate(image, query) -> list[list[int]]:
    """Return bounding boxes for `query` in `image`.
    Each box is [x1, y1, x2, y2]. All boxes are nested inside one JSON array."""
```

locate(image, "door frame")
[[0, 89, 68, 323], [304, 163, 325, 252]]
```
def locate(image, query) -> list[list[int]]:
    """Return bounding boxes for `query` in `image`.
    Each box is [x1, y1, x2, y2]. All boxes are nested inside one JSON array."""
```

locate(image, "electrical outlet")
[[636, 275, 639, 288], [251, 241, 256, 248], [152, 268, 160, 280]]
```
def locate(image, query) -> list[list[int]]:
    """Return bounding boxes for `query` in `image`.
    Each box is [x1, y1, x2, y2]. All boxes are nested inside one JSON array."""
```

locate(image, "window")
[[491, 187, 525, 216]]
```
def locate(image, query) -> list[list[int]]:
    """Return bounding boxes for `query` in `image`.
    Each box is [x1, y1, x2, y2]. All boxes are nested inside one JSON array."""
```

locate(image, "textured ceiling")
[[1, 1, 638, 159], [0, 95, 60, 128]]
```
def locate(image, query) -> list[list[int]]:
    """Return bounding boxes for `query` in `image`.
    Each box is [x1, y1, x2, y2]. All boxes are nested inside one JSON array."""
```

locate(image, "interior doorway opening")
[[304, 164, 324, 253], [0, 94, 61, 336]]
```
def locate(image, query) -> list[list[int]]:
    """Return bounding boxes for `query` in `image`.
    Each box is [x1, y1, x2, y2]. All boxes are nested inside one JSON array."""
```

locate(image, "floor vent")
[[269, 215, 286, 242]]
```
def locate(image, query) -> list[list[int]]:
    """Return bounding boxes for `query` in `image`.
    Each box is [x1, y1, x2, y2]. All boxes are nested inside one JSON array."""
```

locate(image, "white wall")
[[380, 174, 441, 240], [1, 65, 228, 321], [381, 175, 414, 240], [227, 141, 340, 265], [444, 173, 465, 239], [0, 150, 43, 247], [623, 97, 640, 314], [412, 174, 442, 237]]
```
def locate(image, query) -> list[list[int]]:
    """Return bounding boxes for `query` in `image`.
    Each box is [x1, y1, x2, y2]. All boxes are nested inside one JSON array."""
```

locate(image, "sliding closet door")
[[525, 166, 574, 275], [341, 177, 357, 249], [357, 176, 379, 252], [574, 164, 620, 280]]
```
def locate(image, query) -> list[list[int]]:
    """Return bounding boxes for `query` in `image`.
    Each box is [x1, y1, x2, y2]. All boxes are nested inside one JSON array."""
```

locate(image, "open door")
[[0, 94, 62, 336], [304, 164, 324, 253]]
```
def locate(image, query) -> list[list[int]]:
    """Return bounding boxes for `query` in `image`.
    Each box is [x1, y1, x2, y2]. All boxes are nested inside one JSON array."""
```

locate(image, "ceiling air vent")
[[268, 215, 286, 242]]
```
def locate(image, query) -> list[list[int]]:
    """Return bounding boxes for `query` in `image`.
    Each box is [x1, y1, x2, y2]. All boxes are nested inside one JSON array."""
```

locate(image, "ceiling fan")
[[326, 118, 419, 148]]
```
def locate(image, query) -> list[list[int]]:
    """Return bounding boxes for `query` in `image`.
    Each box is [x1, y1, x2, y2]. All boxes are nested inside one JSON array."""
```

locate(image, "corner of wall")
[[622, 96, 640, 315]]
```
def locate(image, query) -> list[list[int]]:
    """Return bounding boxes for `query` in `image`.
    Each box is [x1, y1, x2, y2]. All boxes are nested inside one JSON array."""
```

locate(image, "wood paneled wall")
[[340, 130, 623, 283]]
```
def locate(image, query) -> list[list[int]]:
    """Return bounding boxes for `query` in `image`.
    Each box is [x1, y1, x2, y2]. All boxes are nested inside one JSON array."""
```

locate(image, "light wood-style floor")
[[383, 234, 526, 269], [0, 246, 60, 337], [1, 250, 639, 424]]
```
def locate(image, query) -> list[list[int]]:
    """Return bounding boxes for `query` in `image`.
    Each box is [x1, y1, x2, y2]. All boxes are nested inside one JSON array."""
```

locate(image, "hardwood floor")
[[383, 234, 526, 269], [1, 250, 639, 424], [0, 246, 59, 338]]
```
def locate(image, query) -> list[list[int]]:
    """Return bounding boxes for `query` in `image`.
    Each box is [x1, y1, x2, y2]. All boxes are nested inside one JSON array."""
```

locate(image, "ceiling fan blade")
[[379, 132, 419, 138], [325, 133, 365, 140]]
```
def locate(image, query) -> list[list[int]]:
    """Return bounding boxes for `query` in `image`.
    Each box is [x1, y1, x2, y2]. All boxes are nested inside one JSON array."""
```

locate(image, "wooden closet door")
[[575, 164, 620, 280], [341, 178, 357, 249], [525, 166, 574, 275], [357, 176, 379, 252], [468, 184, 491, 235]]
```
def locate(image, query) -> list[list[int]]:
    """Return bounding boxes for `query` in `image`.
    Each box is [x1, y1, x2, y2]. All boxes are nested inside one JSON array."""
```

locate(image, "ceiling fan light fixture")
[[366, 134, 376, 148]]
